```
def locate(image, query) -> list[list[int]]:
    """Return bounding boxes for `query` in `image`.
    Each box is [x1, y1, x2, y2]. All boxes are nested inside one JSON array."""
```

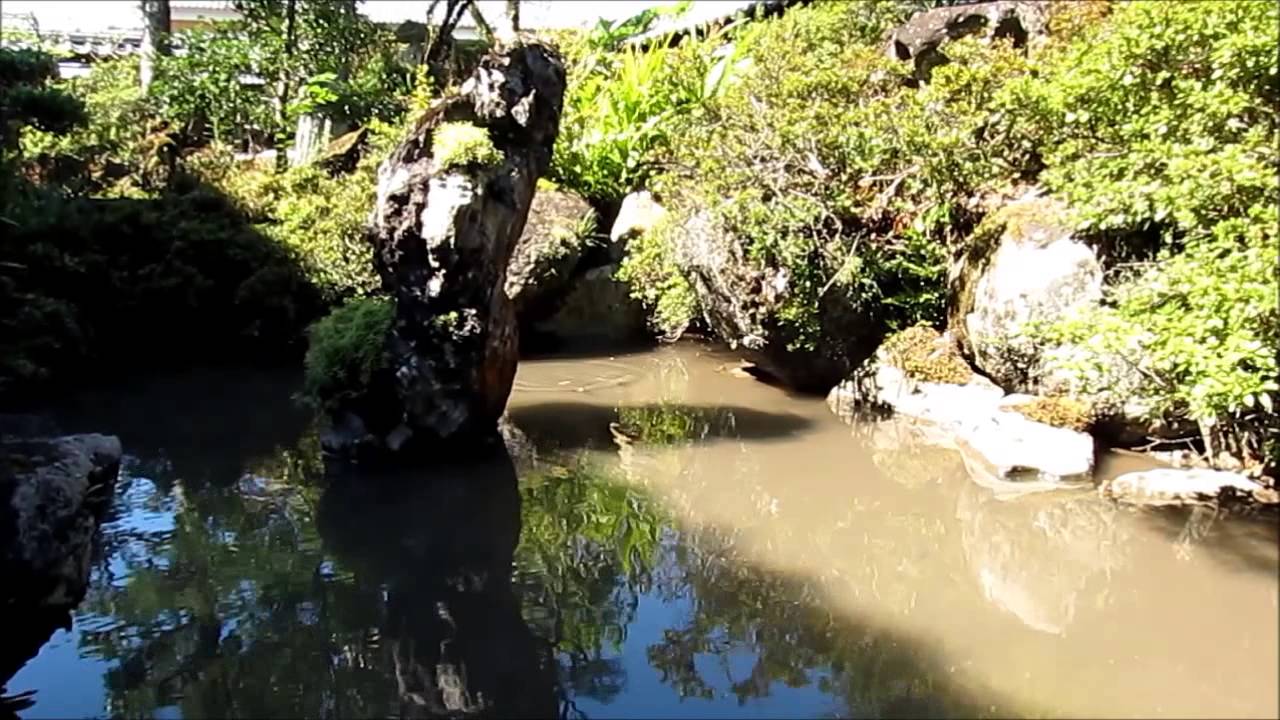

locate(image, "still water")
[[5, 343, 1278, 718]]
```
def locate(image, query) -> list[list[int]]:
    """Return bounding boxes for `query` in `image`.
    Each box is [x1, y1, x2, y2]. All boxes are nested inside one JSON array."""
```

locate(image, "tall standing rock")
[[366, 43, 565, 449]]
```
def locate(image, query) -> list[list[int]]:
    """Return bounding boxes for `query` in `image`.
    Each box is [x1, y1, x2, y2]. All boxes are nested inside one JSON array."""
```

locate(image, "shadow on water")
[[507, 402, 812, 451], [42, 364, 312, 490]]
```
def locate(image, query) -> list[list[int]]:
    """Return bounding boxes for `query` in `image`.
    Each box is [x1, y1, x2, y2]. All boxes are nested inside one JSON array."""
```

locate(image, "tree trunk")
[[505, 0, 520, 34], [139, 0, 171, 92], [275, 0, 297, 172], [424, 0, 469, 89], [468, 3, 495, 45]]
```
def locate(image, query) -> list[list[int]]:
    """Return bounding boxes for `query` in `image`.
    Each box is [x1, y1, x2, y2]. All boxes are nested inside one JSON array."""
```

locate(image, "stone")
[[529, 264, 649, 345], [884, 0, 1048, 82], [360, 42, 566, 450], [504, 187, 597, 325], [829, 355, 1095, 486], [609, 190, 667, 244], [2, 433, 122, 608], [675, 211, 879, 391], [318, 126, 368, 174], [950, 191, 1103, 392], [1099, 468, 1279, 507], [1, 431, 122, 690]]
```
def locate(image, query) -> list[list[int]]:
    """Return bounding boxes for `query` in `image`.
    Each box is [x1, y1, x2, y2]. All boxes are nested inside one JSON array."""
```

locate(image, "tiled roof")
[[0, 30, 193, 59]]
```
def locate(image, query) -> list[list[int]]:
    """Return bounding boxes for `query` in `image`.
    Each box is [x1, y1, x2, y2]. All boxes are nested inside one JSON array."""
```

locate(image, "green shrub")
[[0, 188, 321, 394], [548, 3, 722, 202], [616, 212, 698, 335], [197, 143, 385, 303], [19, 58, 164, 194], [1019, 0, 1279, 468], [432, 122, 500, 171], [301, 296, 393, 411], [636, 2, 1030, 345]]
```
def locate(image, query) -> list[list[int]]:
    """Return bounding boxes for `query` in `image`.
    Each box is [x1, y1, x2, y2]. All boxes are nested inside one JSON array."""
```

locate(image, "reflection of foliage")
[[645, 528, 982, 716], [614, 403, 749, 445], [513, 454, 663, 703], [616, 403, 705, 444], [76, 436, 391, 719]]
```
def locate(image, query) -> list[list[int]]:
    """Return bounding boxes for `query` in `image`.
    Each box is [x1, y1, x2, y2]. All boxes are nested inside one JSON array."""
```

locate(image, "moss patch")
[[432, 122, 500, 171], [1009, 396, 1093, 431], [881, 325, 974, 385]]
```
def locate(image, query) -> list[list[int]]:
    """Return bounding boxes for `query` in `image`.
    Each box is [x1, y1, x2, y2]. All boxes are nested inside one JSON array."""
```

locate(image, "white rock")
[[964, 194, 1103, 390], [609, 191, 667, 244], [1100, 468, 1278, 506], [830, 361, 1095, 486]]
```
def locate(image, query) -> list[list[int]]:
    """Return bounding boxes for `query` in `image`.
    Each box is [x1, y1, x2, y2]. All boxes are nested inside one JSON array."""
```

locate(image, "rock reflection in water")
[[955, 481, 1128, 636], [318, 444, 558, 719]]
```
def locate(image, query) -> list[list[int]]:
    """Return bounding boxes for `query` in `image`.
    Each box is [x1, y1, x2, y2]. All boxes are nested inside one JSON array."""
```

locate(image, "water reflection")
[[4, 351, 1277, 719], [319, 447, 558, 719]]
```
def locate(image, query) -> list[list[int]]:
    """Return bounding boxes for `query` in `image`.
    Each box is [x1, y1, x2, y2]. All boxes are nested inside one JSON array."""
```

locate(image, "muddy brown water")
[[5, 342, 1278, 718]]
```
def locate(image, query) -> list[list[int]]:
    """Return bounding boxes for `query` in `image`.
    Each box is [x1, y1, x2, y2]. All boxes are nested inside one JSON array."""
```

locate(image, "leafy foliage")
[[151, 2, 410, 153], [633, 2, 1027, 346], [547, 2, 722, 202], [1018, 1, 1279, 468], [301, 296, 392, 411], [0, 187, 320, 394], [201, 145, 387, 302], [20, 58, 171, 194]]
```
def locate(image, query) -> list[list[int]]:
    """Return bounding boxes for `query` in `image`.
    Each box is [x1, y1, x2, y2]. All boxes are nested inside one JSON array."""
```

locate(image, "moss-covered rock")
[[880, 325, 973, 385], [1007, 396, 1093, 432], [504, 188, 598, 324], [947, 191, 1102, 392], [431, 122, 500, 171]]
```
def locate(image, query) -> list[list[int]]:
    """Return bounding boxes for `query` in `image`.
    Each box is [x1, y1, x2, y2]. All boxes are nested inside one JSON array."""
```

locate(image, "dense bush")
[[20, 58, 172, 194], [625, 1, 1031, 342], [1019, 1, 1279, 468], [610, 0, 1276, 468], [200, 153, 384, 303], [300, 296, 392, 412], [0, 187, 321, 394]]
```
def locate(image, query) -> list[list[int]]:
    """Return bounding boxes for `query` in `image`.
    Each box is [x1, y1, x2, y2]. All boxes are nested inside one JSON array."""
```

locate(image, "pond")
[[4, 343, 1278, 718]]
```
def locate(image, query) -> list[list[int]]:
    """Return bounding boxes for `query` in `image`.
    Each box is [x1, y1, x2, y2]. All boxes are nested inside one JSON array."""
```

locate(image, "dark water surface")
[[5, 344, 1278, 718]]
